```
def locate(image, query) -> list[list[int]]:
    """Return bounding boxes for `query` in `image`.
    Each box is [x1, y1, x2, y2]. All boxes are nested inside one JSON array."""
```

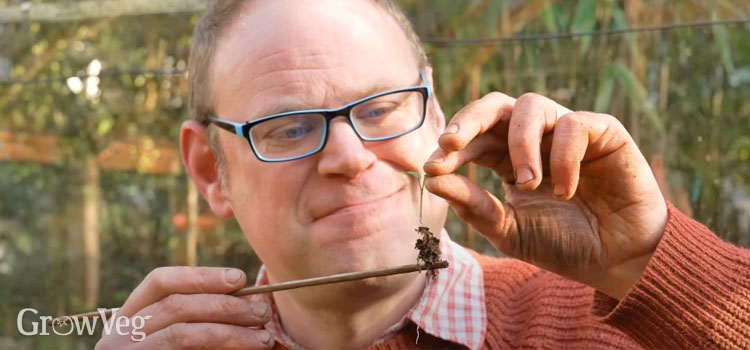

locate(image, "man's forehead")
[[209, 0, 419, 121], [253, 77, 422, 118], [213, 0, 412, 67], [213, 65, 419, 122]]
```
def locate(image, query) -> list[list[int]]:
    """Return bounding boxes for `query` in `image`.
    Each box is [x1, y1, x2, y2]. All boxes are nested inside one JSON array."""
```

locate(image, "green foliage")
[[570, 0, 597, 53], [610, 62, 665, 135], [594, 65, 615, 112], [712, 18, 735, 74]]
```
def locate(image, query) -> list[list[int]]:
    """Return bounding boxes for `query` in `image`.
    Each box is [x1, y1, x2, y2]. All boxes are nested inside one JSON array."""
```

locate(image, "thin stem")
[[407, 171, 426, 225], [418, 179, 425, 224]]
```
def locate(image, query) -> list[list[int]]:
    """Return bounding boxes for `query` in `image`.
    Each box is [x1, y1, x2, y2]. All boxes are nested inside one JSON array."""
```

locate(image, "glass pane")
[[249, 113, 326, 160], [351, 90, 424, 139]]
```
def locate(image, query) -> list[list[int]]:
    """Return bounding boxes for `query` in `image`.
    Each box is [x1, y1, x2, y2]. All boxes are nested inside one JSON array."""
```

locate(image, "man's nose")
[[317, 118, 376, 178]]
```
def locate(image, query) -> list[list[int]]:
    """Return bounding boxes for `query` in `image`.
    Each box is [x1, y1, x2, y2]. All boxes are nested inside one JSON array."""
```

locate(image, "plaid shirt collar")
[[250, 230, 487, 350]]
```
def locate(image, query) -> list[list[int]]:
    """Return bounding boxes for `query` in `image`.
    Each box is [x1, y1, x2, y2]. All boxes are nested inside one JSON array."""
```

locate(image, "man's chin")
[[304, 236, 418, 279], [301, 203, 423, 286], [323, 244, 415, 272], [304, 261, 420, 301], [340, 269, 418, 294]]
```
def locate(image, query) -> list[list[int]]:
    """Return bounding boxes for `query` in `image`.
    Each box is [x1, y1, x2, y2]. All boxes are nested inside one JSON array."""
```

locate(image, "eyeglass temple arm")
[[416, 70, 432, 103], [208, 117, 244, 136]]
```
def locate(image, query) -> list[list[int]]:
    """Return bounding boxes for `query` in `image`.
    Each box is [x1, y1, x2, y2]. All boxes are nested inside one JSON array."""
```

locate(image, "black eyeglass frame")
[[207, 69, 432, 162]]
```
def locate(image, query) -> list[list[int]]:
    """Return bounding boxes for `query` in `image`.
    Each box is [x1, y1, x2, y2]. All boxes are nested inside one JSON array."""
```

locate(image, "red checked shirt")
[[249, 229, 487, 350]]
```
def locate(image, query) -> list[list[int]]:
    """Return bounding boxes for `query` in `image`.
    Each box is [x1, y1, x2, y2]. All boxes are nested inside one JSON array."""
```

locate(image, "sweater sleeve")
[[591, 201, 750, 349]]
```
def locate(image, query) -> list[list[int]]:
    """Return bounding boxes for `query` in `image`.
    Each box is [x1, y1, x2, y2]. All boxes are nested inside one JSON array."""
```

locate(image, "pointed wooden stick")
[[48, 260, 449, 325]]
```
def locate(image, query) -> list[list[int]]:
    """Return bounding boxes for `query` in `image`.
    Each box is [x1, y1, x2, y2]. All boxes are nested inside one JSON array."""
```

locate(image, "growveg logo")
[[17, 308, 152, 341]]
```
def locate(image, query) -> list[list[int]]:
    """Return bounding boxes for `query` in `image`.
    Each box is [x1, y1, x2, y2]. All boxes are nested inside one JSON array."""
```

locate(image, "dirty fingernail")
[[252, 302, 269, 318], [256, 330, 273, 345], [554, 184, 566, 198], [443, 124, 459, 135], [224, 269, 243, 285], [516, 168, 534, 185]]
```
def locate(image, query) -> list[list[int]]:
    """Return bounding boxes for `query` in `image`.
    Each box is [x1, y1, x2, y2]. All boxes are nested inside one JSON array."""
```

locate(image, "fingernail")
[[224, 269, 243, 285], [256, 330, 273, 345], [426, 151, 445, 164], [443, 124, 459, 135], [554, 184, 566, 198], [252, 302, 269, 318], [430, 155, 445, 164], [516, 168, 534, 185]]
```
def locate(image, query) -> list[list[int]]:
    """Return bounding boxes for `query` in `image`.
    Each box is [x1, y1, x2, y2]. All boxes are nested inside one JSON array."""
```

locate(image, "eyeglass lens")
[[248, 90, 425, 160]]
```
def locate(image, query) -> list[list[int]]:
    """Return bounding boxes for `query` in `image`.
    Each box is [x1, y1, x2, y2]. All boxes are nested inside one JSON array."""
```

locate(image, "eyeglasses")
[[207, 70, 431, 162]]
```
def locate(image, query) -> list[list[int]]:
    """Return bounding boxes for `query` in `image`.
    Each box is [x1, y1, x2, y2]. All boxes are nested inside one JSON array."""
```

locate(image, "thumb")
[[424, 174, 517, 248]]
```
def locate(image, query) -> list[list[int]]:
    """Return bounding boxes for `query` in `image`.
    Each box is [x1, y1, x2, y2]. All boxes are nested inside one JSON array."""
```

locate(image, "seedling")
[[407, 171, 442, 278]]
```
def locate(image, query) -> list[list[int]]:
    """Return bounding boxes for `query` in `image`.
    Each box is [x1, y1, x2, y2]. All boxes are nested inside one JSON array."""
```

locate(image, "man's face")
[[208, 0, 447, 288]]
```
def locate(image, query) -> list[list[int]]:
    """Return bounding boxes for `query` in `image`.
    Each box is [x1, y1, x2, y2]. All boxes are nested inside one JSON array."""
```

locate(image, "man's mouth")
[[312, 186, 408, 221]]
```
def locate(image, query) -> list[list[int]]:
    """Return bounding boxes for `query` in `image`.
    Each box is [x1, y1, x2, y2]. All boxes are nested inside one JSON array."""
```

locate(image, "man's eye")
[[357, 102, 397, 120], [269, 123, 314, 140], [365, 109, 386, 119]]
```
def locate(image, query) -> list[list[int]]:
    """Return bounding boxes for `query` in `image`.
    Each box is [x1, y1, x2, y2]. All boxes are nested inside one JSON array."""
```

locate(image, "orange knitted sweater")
[[275, 204, 750, 349]]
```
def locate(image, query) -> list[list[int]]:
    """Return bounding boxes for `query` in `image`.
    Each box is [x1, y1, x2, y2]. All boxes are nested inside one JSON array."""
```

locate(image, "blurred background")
[[0, 0, 748, 348]]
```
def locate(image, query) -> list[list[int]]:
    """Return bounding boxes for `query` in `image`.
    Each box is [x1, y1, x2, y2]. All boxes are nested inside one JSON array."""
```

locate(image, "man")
[[96, 0, 749, 349]]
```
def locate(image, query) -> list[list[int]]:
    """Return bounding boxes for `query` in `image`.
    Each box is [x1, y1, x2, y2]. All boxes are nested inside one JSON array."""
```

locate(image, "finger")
[[132, 323, 274, 350], [424, 174, 514, 245], [134, 294, 271, 335], [424, 132, 507, 176], [119, 267, 247, 317], [549, 113, 588, 200], [507, 93, 561, 191], [550, 112, 632, 200], [437, 92, 515, 152]]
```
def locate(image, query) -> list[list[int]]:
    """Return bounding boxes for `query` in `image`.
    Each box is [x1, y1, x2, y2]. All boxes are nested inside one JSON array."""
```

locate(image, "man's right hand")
[[95, 267, 274, 350]]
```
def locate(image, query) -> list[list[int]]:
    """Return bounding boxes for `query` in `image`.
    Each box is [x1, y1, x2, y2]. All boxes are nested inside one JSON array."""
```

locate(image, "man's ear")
[[180, 121, 234, 218], [424, 66, 446, 133]]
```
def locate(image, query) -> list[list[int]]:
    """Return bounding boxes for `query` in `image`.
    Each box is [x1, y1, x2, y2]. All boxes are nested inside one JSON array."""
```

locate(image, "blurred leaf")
[[712, 16, 735, 75], [96, 118, 114, 136], [609, 3, 628, 30], [570, 0, 596, 54], [553, 4, 570, 30], [608, 4, 639, 65], [594, 65, 615, 113], [406, 171, 421, 181], [612, 63, 665, 136], [15, 234, 33, 255], [541, 2, 560, 57]]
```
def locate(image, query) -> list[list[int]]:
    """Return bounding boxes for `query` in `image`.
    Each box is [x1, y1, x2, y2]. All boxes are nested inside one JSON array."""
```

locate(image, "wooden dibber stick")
[[49, 260, 449, 325]]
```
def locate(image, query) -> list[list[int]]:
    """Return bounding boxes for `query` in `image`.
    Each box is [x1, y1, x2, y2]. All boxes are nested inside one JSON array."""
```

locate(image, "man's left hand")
[[423, 92, 668, 300]]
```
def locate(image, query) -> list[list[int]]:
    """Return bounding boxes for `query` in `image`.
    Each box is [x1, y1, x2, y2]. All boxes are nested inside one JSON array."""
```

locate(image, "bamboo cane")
[[49, 260, 449, 325]]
